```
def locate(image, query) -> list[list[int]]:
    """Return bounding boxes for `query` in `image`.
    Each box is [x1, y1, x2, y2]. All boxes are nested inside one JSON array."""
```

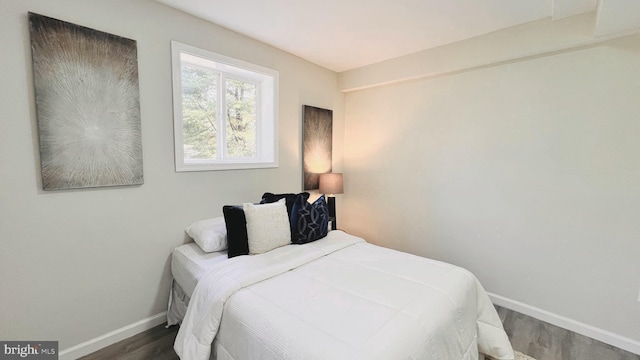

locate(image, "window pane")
[[181, 63, 217, 160], [172, 41, 278, 171], [225, 79, 257, 158]]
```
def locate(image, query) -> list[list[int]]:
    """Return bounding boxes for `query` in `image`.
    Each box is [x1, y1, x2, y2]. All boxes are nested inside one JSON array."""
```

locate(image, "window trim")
[[171, 41, 279, 172]]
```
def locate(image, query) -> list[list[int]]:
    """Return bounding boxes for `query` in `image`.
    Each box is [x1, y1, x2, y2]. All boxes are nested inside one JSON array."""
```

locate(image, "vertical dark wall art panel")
[[302, 105, 332, 190], [29, 13, 143, 190]]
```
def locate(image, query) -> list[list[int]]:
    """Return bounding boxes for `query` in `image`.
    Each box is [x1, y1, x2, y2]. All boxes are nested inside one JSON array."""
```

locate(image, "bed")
[[168, 230, 514, 360], [167, 242, 228, 327]]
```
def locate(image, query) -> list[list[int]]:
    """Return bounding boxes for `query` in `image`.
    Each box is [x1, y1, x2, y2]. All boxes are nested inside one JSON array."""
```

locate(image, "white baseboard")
[[58, 312, 167, 360], [488, 293, 640, 356]]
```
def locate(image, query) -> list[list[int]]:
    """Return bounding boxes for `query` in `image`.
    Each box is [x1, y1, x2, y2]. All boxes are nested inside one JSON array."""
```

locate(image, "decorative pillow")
[[243, 199, 291, 254], [260, 192, 309, 219], [222, 205, 249, 258], [185, 217, 227, 252], [290, 194, 329, 244]]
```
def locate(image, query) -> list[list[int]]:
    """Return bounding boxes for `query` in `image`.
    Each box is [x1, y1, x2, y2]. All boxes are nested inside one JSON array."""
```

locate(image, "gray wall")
[[0, 0, 343, 350], [342, 33, 640, 350], [3, 0, 639, 355]]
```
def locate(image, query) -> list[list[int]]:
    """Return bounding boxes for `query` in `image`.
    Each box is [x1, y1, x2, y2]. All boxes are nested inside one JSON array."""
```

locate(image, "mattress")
[[171, 242, 228, 298]]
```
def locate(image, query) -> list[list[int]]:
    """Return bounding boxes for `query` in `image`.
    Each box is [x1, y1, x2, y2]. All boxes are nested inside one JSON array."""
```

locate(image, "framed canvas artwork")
[[302, 105, 332, 190], [29, 13, 143, 190]]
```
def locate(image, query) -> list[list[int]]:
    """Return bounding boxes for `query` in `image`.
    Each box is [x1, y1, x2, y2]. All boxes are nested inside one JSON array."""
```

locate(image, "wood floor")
[[496, 306, 640, 360], [80, 324, 179, 360]]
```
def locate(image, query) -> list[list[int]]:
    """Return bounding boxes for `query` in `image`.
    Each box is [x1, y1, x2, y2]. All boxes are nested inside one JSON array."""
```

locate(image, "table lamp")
[[319, 173, 343, 230]]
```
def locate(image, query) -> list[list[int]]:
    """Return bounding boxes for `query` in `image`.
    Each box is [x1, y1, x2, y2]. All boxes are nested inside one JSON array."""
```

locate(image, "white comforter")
[[174, 231, 514, 360]]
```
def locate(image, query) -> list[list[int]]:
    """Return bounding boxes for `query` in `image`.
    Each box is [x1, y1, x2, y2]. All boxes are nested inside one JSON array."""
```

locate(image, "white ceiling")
[[156, 0, 601, 72]]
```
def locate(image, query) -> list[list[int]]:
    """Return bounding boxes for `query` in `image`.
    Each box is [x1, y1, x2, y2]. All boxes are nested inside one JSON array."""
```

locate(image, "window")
[[171, 41, 279, 171]]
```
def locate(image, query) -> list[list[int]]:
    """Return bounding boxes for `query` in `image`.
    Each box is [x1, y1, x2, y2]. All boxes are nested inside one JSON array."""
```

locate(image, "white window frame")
[[171, 41, 279, 171]]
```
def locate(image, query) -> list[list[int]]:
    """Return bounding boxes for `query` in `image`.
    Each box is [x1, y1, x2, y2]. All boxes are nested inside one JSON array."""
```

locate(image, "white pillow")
[[243, 199, 291, 254], [185, 217, 227, 252]]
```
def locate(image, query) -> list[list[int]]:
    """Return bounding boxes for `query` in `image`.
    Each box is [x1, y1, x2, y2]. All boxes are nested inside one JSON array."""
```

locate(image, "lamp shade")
[[319, 173, 343, 195]]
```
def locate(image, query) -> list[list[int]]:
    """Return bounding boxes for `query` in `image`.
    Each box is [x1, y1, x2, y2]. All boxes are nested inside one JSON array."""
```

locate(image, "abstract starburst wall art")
[[29, 13, 143, 190], [302, 105, 332, 191]]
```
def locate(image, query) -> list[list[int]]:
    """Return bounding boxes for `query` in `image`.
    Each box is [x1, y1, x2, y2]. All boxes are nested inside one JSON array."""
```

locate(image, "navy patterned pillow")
[[290, 194, 329, 244]]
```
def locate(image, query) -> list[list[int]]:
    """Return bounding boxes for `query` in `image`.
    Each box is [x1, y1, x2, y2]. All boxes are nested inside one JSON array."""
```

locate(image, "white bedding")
[[174, 231, 514, 360], [171, 243, 228, 297], [168, 243, 229, 326]]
